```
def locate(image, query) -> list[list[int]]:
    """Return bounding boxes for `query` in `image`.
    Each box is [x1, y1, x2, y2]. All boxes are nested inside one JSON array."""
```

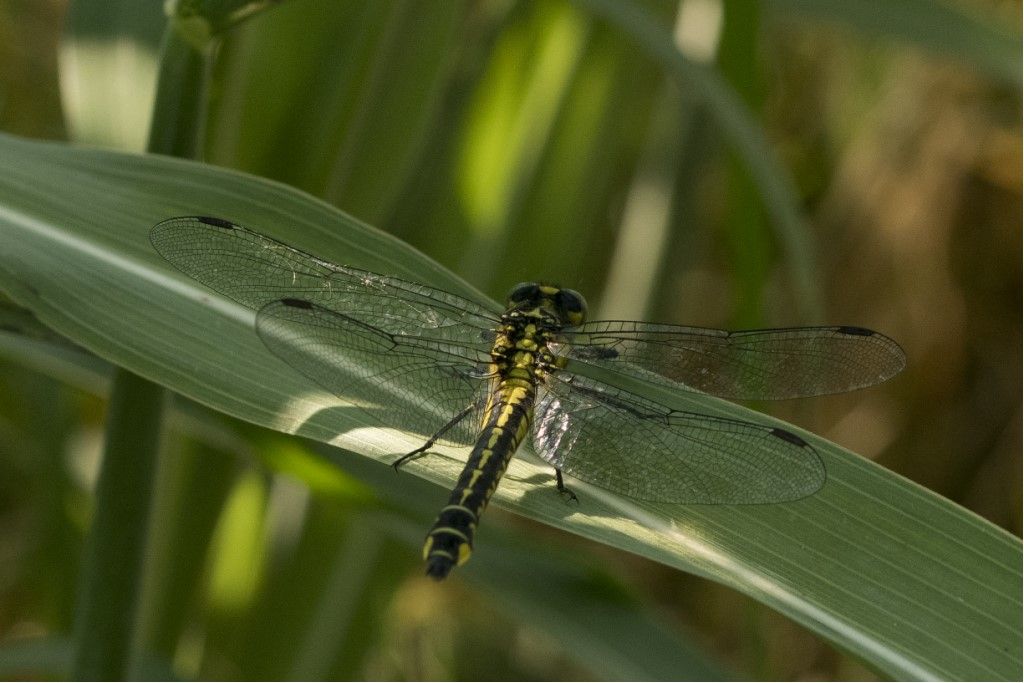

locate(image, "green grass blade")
[[0, 133, 1019, 679], [570, 0, 823, 319], [717, 2, 771, 327]]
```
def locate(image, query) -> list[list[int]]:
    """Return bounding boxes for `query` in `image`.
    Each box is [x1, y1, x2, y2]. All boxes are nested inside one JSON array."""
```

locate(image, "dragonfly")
[[151, 216, 906, 580]]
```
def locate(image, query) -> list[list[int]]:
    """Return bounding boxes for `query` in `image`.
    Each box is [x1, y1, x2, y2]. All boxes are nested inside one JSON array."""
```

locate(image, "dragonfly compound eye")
[[506, 282, 540, 307], [556, 288, 588, 326]]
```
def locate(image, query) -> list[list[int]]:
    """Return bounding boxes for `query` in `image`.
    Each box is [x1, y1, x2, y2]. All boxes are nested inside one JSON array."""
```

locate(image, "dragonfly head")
[[505, 282, 588, 327]]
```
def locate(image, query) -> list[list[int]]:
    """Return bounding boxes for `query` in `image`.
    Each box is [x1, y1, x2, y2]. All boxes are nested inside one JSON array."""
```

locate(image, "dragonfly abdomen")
[[423, 381, 536, 580]]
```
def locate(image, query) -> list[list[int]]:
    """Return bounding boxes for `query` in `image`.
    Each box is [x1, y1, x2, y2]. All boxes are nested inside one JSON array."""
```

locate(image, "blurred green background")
[[0, 0, 1019, 679]]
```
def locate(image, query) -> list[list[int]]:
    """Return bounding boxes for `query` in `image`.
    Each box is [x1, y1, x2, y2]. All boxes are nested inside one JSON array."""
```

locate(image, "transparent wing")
[[151, 216, 501, 443], [559, 322, 906, 400], [257, 298, 490, 446], [150, 216, 500, 347], [533, 373, 825, 504]]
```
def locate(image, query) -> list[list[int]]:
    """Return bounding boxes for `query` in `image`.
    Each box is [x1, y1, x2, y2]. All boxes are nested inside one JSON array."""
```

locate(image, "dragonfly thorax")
[[490, 316, 560, 384]]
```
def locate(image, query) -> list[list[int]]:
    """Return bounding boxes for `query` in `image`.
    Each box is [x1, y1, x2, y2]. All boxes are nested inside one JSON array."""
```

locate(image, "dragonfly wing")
[[560, 321, 906, 400], [150, 216, 500, 347], [532, 373, 825, 504], [257, 298, 489, 446]]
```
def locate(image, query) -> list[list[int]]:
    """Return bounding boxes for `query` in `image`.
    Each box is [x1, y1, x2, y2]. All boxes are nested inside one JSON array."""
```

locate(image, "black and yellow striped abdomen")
[[422, 379, 536, 579], [419, 283, 581, 580]]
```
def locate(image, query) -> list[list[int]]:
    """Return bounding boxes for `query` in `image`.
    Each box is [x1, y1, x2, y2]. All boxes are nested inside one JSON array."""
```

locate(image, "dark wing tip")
[[769, 427, 809, 448], [279, 298, 315, 310], [836, 326, 908, 377], [150, 216, 237, 250], [196, 216, 236, 229], [768, 428, 826, 502], [150, 215, 236, 231]]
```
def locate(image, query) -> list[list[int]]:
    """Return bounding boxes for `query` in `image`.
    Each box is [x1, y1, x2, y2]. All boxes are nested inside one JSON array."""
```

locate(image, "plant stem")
[[71, 372, 166, 679], [72, 15, 213, 682], [147, 24, 212, 158]]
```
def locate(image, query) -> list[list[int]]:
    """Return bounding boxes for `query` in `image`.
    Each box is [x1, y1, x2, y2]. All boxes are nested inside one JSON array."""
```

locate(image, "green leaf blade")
[[0, 132, 1019, 680]]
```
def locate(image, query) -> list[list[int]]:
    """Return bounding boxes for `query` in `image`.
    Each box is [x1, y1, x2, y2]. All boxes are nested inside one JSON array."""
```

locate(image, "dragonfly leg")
[[393, 402, 478, 471], [555, 469, 579, 504]]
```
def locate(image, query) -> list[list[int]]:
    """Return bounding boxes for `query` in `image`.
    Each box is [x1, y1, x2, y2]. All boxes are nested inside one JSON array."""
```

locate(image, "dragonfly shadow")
[[286, 403, 618, 523], [508, 458, 830, 522], [281, 400, 471, 475], [510, 469, 626, 522]]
